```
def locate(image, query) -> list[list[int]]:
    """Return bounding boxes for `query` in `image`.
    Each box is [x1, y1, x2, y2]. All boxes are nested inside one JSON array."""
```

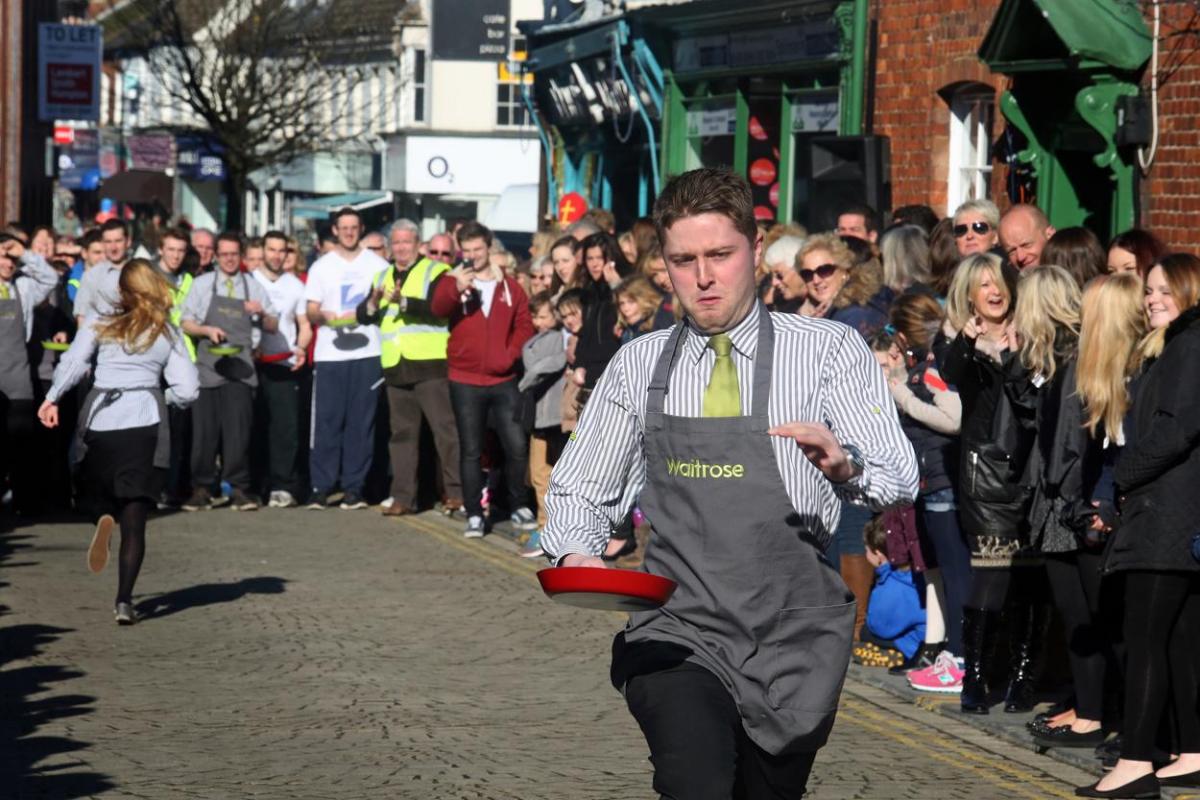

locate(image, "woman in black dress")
[[39, 259, 199, 624]]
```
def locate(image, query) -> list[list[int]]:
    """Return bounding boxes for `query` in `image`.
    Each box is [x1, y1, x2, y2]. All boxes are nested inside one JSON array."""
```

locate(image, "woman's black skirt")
[[80, 424, 163, 515]]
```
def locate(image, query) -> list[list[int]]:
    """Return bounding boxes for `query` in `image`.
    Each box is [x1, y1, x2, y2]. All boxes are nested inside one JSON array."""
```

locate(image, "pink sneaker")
[[907, 651, 964, 693]]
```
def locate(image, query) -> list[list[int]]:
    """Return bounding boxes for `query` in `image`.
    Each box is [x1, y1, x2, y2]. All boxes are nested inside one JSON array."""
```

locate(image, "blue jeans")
[[449, 379, 529, 518]]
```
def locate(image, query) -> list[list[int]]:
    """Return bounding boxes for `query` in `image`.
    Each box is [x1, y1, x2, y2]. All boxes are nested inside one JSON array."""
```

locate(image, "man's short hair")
[[332, 206, 362, 226], [216, 231, 243, 251], [838, 203, 879, 233], [245, 237, 264, 250], [457, 221, 493, 248], [653, 168, 756, 246], [391, 218, 420, 237], [890, 204, 939, 235], [565, 218, 601, 240], [160, 227, 189, 246], [263, 230, 288, 246], [100, 218, 129, 238], [80, 229, 102, 249], [191, 227, 215, 242], [529, 290, 555, 315], [582, 207, 615, 234]]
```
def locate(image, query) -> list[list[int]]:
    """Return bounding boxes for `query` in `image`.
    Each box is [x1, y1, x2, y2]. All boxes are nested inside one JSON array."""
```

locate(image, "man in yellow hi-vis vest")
[[356, 220, 462, 516], [155, 227, 197, 507]]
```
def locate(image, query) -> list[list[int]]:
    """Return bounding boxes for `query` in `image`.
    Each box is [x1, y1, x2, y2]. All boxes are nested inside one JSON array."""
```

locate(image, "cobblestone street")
[[3, 509, 1102, 799]]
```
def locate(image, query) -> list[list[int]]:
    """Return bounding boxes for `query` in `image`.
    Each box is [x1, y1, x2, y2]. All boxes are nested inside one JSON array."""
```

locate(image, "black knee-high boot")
[[1004, 602, 1052, 713], [961, 607, 1001, 714]]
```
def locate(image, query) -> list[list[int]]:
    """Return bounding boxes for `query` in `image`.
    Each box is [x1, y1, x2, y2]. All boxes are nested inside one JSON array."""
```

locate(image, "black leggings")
[[967, 564, 1046, 611], [1044, 552, 1108, 722], [1121, 571, 1200, 761], [116, 500, 149, 605]]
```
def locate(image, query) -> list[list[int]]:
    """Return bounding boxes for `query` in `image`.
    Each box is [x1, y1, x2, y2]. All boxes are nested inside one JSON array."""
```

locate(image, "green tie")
[[702, 333, 741, 417], [225, 278, 234, 298]]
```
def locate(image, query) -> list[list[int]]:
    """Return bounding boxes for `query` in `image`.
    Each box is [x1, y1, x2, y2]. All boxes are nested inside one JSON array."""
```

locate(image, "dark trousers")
[[310, 358, 382, 494], [191, 382, 253, 491], [922, 506, 973, 655], [1045, 551, 1108, 722], [625, 661, 816, 799], [254, 363, 302, 496], [449, 378, 528, 517], [1121, 571, 1200, 760], [386, 378, 461, 507], [166, 405, 192, 502], [0, 394, 35, 516]]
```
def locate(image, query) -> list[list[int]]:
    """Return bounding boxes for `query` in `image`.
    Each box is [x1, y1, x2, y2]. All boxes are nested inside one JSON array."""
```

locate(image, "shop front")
[[979, 0, 1152, 240], [522, 0, 874, 231]]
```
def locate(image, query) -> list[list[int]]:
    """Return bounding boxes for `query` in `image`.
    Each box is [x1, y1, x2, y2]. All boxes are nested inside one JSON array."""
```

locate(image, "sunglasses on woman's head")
[[953, 221, 992, 238], [799, 264, 839, 282]]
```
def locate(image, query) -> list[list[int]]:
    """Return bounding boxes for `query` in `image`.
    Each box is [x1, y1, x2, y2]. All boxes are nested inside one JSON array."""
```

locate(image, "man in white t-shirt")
[[253, 230, 313, 508], [303, 207, 389, 509]]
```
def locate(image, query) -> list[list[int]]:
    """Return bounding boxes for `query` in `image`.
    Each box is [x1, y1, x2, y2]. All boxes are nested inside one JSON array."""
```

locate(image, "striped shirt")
[[542, 304, 919, 562]]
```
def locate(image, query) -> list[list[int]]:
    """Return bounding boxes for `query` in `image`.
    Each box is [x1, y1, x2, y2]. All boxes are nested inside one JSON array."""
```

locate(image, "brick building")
[[874, 0, 1200, 252]]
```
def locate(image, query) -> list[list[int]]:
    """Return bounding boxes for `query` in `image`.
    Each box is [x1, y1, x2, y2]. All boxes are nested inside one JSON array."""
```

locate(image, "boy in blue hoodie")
[[862, 515, 926, 662]]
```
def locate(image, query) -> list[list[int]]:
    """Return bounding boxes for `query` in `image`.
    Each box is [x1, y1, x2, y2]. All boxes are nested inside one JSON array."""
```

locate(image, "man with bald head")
[[424, 232, 456, 264], [998, 204, 1056, 271]]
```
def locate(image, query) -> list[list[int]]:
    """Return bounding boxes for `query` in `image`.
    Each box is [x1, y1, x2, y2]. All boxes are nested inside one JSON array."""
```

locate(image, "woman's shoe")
[[1158, 769, 1200, 788], [1075, 773, 1159, 798], [601, 538, 637, 562], [88, 515, 115, 573], [1034, 727, 1107, 749], [960, 607, 1001, 714]]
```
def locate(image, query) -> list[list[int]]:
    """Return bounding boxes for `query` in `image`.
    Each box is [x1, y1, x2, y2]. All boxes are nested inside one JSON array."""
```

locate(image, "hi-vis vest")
[[168, 272, 197, 361], [375, 257, 450, 367]]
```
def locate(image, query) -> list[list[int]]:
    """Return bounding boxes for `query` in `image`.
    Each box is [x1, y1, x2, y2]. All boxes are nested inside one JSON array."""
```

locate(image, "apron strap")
[[646, 321, 686, 419], [645, 305, 776, 427], [750, 304, 774, 423]]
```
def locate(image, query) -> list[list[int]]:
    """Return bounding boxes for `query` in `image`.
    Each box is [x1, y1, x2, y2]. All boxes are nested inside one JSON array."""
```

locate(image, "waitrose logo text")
[[666, 457, 746, 479]]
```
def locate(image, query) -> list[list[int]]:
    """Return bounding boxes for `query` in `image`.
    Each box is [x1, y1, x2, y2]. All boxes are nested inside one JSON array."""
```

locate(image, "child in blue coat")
[[863, 515, 927, 660]]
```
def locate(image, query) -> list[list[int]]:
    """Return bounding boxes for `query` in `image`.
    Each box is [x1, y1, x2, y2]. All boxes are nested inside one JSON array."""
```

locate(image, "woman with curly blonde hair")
[[38, 259, 199, 625], [796, 231, 891, 337]]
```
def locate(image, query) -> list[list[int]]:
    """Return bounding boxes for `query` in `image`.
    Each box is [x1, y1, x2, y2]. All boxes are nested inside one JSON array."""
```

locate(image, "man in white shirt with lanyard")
[[542, 169, 918, 798], [304, 207, 389, 510], [253, 230, 312, 508]]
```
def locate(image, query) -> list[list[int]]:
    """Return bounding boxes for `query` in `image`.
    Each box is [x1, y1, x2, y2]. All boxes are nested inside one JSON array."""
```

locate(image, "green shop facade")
[[979, 0, 1153, 240], [520, 0, 876, 230]]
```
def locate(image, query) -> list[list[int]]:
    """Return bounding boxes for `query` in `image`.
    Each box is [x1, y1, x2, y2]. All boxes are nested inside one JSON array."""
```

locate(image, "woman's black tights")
[[1044, 552, 1108, 722], [116, 500, 149, 605], [1121, 570, 1200, 761]]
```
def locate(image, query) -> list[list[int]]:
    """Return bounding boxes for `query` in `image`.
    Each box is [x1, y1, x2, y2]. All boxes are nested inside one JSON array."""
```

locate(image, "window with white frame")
[[947, 87, 995, 214], [496, 34, 530, 128]]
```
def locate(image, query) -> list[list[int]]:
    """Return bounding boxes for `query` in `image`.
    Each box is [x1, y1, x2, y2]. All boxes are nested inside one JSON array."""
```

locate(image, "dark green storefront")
[[980, 0, 1153, 240]]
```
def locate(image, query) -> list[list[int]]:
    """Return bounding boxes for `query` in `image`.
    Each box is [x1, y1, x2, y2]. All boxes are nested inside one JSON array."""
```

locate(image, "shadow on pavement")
[[0, 622, 115, 798], [135, 576, 289, 620]]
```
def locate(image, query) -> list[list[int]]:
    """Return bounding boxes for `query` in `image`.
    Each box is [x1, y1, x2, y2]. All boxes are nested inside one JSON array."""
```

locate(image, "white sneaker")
[[267, 491, 281, 508], [510, 507, 537, 529], [274, 490, 297, 508], [464, 515, 486, 538]]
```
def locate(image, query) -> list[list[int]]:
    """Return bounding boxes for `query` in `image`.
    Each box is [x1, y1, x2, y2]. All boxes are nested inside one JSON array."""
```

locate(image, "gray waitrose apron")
[[0, 280, 33, 400], [196, 273, 256, 389], [615, 305, 855, 756], [74, 385, 170, 469]]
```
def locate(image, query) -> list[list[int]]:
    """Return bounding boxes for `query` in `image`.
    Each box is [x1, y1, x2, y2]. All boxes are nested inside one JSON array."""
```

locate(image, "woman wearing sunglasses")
[[953, 200, 1001, 258], [796, 232, 891, 339]]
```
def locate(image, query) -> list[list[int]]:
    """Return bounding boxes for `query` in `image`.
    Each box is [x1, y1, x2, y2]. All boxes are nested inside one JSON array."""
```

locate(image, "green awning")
[[979, 0, 1151, 73]]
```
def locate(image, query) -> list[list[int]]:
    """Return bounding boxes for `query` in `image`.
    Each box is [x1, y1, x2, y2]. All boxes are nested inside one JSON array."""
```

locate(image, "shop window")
[[947, 87, 995, 213], [496, 35, 530, 129]]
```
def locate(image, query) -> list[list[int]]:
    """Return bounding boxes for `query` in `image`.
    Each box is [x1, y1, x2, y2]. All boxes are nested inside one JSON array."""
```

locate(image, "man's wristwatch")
[[839, 443, 866, 482]]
